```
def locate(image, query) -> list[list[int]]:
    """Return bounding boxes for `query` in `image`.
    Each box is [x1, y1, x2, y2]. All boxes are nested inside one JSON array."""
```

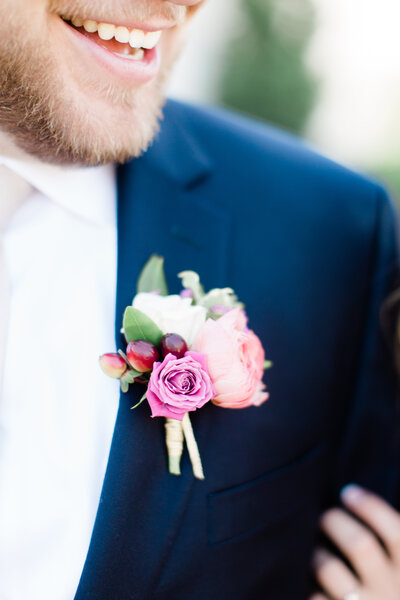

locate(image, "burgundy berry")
[[160, 333, 188, 359], [126, 340, 159, 372]]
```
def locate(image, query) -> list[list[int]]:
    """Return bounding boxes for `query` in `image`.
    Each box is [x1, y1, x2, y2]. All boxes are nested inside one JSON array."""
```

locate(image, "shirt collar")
[[0, 154, 116, 228]]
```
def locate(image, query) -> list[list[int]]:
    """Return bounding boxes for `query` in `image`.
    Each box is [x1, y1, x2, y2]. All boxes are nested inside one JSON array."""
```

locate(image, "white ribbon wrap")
[[165, 413, 204, 480]]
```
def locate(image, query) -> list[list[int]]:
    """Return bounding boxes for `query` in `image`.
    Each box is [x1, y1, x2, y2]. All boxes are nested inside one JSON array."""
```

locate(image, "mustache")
[[48, 0, 187, 24]]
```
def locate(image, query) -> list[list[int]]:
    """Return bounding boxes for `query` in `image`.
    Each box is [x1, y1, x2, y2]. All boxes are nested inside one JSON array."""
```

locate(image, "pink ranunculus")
[[147, 351, 215, 421], [192, 308, 269, 409]]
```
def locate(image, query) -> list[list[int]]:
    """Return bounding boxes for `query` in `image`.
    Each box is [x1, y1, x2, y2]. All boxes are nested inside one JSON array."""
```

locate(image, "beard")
[[0, 7, 180, 166]]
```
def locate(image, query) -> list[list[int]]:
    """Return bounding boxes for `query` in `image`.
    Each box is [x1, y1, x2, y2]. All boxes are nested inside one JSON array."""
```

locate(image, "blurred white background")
[[168, 0, 237, 104], [168, 0, 400, 176]]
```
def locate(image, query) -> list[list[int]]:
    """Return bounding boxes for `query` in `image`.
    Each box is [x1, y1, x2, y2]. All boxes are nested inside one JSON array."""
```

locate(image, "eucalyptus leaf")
[[200, 288, 244, 311], [178, 271, 205, 303], [131, 391, 148, 411], [123, 307, 163, 346], [207, 311, 222, 321], [137, 255, 168, 296]]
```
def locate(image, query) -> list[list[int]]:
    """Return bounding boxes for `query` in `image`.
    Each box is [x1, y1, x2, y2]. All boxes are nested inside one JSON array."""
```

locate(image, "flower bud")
[[99, 353, 127, 379], [180, 288, 194, 299]]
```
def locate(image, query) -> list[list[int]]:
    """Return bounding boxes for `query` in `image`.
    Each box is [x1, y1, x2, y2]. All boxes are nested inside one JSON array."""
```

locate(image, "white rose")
[[132, 293, 207, 347]]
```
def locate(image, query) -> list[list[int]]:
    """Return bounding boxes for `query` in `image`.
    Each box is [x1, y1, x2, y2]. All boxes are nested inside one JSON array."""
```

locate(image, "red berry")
[[99, 353, 127, 379], [160, 333, 188, 359], [126, 340, 159, 372]]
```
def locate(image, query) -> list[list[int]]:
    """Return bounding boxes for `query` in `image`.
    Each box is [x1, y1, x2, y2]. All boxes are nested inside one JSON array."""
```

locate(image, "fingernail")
[[340, 483, 366, 505]]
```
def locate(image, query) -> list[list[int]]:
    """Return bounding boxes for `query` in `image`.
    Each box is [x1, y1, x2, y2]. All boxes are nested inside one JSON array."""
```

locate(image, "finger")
[[341, 484, 400, 564], [309, 595, 329, 600], [313, 547, 360, 600], [320, 508, 389, 585]]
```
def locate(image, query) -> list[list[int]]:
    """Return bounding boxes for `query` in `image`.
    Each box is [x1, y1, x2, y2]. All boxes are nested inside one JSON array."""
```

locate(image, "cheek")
[[166, 0, 206, 19], [0, 0, 45, 25], [160, 23, 188, 61], [0, 2, 46, 54], [186, 1, 207, 18], [173, 0, 205, 7]]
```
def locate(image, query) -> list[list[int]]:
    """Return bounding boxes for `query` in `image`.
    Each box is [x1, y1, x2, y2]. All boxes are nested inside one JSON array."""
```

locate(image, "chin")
[[0, 10, 178, 166], [3, 93, 166, 167], [51, 80, 168, 166], [0, 53, 169, 166]]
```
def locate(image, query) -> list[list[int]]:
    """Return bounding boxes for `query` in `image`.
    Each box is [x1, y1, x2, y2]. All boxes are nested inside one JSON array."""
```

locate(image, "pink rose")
[[147, 351, 215, 421], [192, 309, 269, 409]]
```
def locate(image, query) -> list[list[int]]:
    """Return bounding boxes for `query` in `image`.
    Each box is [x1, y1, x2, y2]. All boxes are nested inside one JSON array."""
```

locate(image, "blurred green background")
[[214, 0, 400, 204], [169, 0, 400, 205], [219, 0, 316, 136]]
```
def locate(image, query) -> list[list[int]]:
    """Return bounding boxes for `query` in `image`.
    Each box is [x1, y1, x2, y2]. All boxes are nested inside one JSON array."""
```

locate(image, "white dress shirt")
[[0, 156, 120, 600]]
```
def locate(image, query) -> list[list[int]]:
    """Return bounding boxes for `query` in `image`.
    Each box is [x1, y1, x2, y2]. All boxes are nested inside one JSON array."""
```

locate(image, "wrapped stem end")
[[165, 418, 184, 477], [165, 414, 205, 480], [168, 456, 182, 476]]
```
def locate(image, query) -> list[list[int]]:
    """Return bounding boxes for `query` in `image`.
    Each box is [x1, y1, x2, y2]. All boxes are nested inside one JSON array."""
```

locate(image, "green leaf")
[[131, 391, 148, 411], [263, 360, 273, 370], [123, 307, 163, 346], [123, 369, 142, 384], [121, 378, 129, 393], [120, 367, 147, 394], [137, 255, 168, 296]]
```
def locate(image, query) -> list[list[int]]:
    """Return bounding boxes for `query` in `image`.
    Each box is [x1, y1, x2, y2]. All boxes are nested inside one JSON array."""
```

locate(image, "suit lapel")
[[74, 101, 229, 600]]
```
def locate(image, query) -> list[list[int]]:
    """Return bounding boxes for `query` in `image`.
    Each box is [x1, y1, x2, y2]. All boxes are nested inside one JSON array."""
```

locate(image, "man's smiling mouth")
[[59, 15, 162, 61]]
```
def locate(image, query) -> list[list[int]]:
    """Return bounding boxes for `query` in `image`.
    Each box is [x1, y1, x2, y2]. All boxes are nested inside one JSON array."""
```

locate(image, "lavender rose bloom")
[[147, 351, 215, 421]]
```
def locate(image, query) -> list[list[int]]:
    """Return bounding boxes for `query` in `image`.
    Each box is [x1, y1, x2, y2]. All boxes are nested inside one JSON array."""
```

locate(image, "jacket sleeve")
[[332, 185, 400, 506]]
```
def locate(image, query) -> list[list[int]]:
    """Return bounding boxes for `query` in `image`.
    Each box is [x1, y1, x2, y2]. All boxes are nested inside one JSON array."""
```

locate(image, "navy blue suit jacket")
[[74, 101, 400, 600]]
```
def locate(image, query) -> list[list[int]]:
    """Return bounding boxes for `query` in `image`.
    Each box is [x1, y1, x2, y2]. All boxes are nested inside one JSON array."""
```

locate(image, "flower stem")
[[182, 413, 205, 480]]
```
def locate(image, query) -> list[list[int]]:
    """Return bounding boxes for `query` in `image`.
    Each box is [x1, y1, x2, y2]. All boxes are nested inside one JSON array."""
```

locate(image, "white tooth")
[[71, 17, 83, 27], [114, 49, 145, 61], [132, 48, 145, 60], [129, 29, 145, 49], [115, 26, 130, 44], [141, 31, 162, 50], [98, 23, 115, 41], [83, 20, 98, 33]]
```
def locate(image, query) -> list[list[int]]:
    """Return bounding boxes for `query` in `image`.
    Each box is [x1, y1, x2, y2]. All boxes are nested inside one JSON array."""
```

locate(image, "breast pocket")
[[207, 443, 326, 545]]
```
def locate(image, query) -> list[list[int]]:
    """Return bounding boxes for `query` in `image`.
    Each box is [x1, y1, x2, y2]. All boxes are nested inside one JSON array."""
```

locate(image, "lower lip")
[[59, 17, 160, 84]]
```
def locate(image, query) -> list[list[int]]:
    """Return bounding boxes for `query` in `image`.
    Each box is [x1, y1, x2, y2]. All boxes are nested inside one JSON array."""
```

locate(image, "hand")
[[310, 485, 400, 600]]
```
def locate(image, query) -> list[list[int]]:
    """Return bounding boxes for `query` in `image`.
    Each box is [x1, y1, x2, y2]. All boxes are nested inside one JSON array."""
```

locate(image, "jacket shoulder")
[[165, 101, 381, 194], [163, 100, 393, 231]]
